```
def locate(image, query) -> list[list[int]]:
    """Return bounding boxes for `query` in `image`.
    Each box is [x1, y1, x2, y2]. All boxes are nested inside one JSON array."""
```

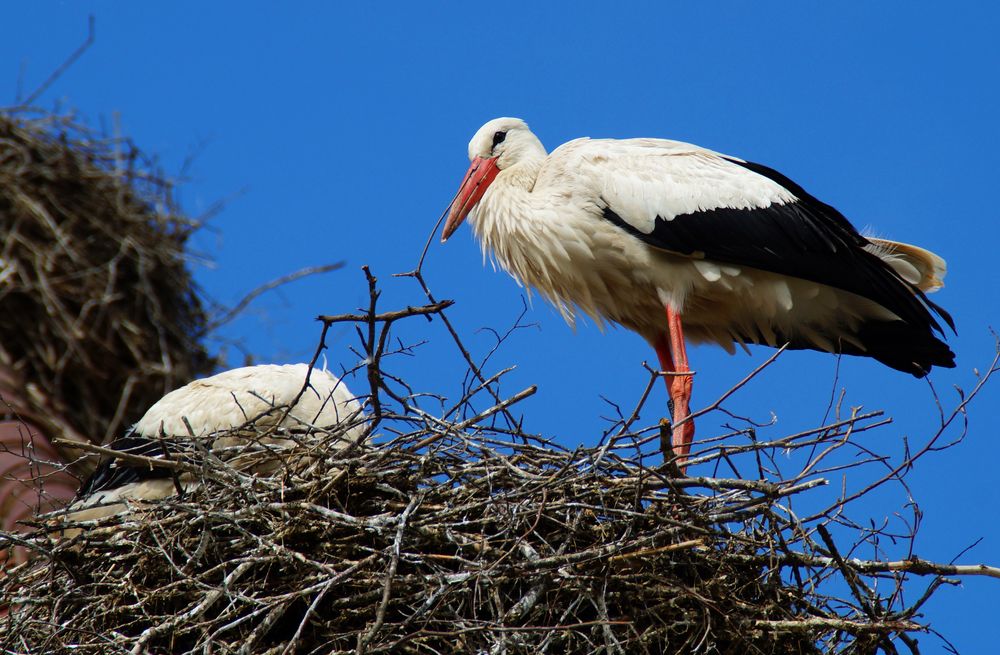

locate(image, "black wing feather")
[[75, 430, 179, 499], [601, 156, 956, 375], [732, 158, 955, 333]]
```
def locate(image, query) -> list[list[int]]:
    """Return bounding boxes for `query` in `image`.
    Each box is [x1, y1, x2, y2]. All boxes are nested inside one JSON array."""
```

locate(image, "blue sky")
[[5, 2, 999, 650]]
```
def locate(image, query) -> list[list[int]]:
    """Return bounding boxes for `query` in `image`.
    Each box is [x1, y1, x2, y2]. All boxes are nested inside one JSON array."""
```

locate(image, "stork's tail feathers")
[[864, 238, 947, 293], [858, 237, 955, 373]]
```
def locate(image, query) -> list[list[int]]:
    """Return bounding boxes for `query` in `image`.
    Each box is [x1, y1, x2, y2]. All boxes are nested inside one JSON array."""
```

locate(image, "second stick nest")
[[0, 109, 216, 451]]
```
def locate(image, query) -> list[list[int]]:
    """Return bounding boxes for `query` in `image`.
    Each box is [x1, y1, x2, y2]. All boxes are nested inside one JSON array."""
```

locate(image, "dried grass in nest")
[[3, 284, 996, 654], [0, 108, 216, 451]]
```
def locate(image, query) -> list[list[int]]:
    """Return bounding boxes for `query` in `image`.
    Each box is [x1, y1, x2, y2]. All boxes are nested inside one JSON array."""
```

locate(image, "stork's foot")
[[667, 374, 695, 471], [671, 418, 694, 469], [658, 391, 695, 473], [654, 309, 695, 474]]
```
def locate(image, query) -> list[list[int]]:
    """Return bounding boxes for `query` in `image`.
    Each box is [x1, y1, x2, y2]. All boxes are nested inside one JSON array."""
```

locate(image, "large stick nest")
[[4, 284, 995, 654], [0, 108, 216, 450], [2, 420, 834, 654]]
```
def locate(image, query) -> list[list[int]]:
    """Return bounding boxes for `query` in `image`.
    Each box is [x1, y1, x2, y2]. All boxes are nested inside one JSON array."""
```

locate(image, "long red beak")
[[441, 156, 500, 242]]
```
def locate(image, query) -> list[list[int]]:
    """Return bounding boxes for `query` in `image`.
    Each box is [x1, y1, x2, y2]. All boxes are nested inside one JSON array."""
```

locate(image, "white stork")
[[441, 117, 955, 467], [64, 364, 366, 527]]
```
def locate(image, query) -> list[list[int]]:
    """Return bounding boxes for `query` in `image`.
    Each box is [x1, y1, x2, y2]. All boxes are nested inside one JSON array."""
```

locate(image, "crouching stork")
[[63, 364, 366, 528]]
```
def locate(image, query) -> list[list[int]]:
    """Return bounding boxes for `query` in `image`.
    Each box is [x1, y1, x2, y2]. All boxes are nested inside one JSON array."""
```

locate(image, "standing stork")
[[63, 364, 366, 528], [441, 117, 954, 468]]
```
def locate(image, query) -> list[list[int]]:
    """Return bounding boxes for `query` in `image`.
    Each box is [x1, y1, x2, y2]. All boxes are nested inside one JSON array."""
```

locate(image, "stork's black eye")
[[492, 131, 507, 149]]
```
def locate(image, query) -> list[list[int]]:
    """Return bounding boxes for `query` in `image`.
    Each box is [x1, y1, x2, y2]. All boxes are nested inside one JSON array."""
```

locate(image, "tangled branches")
[[1, 272, 996, 654]]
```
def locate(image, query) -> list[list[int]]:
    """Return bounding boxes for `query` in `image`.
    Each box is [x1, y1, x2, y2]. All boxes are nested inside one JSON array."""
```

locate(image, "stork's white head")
[[467, 117, 545, 170], [441, 117, 545, 242]]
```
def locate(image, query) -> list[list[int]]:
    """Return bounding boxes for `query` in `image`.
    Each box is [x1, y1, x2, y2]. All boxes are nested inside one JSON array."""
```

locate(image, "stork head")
[[441, 117, 544, 242]]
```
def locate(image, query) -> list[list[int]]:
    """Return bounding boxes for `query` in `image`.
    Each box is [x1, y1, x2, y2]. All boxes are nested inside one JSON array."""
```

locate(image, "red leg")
[[653, 307, 695, 470]]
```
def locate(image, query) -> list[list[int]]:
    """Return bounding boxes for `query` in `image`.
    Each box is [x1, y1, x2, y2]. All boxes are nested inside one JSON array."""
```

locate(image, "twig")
[[753, 617, 922, 633], [204, 262, 345, 333], [317, 300, 455, 325], [21, 16, 96, 106]]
